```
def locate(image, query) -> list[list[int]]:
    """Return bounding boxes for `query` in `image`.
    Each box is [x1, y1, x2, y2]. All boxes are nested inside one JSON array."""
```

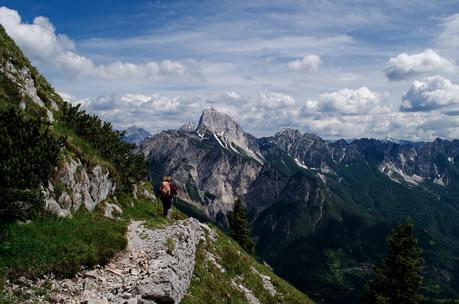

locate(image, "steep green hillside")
[[183, 224, 313, 304]]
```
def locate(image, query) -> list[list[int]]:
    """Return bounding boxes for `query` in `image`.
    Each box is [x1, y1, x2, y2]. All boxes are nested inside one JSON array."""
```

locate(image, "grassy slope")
[[183, 224, 313, 304], [0, 193, 313, 304], [0, 189, 168, 303]]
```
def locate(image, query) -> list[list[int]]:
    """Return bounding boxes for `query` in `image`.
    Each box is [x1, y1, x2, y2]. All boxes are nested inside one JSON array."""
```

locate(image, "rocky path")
[[47, 218, 204, 304]]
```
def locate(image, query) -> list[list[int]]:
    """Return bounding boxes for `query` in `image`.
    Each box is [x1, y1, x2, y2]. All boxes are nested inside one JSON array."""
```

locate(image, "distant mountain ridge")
[[122, 126, 152, 145], [141, 108, 459, 303]]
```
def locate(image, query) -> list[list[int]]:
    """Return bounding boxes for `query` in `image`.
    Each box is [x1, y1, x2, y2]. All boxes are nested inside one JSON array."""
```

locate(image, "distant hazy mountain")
[[122, 126, 152, 145], [140, 108, 459, 303]]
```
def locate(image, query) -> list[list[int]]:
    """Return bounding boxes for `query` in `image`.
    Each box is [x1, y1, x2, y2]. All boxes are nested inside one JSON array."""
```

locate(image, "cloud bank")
[[62, 86, 459, 142]]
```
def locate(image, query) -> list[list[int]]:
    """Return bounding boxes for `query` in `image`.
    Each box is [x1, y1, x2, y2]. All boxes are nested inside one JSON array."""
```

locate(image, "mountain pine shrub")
[[362, 220, 424, 304], [61, 103, 147, 190], [228, 198, 255, 255], [0, 107, 62, 219]]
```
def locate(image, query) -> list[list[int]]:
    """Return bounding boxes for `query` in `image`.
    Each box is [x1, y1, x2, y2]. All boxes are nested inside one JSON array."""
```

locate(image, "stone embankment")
[[8, 218, 204, 304]]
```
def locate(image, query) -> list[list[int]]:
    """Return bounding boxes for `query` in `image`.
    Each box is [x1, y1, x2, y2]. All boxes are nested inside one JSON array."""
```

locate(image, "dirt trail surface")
[[47, 218, 204, 304]]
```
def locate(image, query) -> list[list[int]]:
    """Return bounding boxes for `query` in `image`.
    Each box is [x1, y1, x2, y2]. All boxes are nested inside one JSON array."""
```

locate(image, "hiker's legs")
[[166, 197, 175, 219], [162, 198, 172, 217]]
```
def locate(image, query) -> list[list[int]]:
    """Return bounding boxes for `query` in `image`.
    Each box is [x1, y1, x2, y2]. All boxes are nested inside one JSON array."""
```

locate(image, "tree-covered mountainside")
[[143, 109, 459, 303]]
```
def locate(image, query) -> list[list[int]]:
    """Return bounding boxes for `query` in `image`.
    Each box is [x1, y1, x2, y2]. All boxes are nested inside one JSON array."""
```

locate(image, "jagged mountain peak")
[[178, 121, 196, 133], [197, 108, 244, 136], [275, 128, 324, 143], [194, 108, 264, 163], [125, 125, 150, 135], [275, 128, 302, 139]]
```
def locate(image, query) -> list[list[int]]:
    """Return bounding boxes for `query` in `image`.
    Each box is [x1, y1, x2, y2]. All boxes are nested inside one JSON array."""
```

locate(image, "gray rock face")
[[196, 108, 264, 164], [28, 219, 204, 304], [0, 60, 56, 122], [43, 156, 116, 216], [141, 129, 262, 222], [266, 128, 331, 169], [104, 203, 123, 219], [177, 122, 196, 133]]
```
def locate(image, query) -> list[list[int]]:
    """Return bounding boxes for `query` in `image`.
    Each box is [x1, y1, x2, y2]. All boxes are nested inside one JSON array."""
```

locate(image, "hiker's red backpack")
[[159, 181, 171, 197]]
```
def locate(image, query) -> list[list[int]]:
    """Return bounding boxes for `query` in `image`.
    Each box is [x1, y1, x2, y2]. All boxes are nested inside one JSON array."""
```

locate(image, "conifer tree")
[[228, 198, 255, 255], [362, 220, 424, 304]]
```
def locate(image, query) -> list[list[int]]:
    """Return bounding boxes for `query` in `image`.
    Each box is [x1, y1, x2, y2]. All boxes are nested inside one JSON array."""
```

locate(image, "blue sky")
[[2, 1, 459, 140]]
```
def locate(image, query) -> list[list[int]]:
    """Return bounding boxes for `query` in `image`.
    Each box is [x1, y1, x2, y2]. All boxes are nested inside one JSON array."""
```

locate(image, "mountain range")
[[141, 107, 459, 303]]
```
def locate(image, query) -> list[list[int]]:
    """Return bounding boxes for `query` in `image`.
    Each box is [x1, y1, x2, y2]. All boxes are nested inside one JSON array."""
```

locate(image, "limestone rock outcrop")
[[43, 156, 116, 217]]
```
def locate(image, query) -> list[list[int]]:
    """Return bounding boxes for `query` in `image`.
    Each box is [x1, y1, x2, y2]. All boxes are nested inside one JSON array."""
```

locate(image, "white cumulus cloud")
[[308, 87, 390, 115], [384, 49, 455, 81], [288, 54, 322, 72], [400, 76, 459, 112], [258, 92, 296, 109], [0, 6, 187, 79]]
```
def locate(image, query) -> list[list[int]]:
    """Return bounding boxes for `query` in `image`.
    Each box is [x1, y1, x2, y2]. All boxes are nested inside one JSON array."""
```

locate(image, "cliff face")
[[43, 156, 116, 217], [141, 128, 263, 224]]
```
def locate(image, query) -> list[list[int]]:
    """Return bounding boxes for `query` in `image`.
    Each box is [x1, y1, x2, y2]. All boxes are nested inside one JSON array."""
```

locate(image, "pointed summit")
[[196, 108, 244, 137], [196, 108, 264, 163]]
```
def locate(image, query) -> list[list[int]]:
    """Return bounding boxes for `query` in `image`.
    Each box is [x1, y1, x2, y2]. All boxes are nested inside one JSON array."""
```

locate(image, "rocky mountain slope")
[[5, 218, 312, 304], [0, 23, 123, 218], [141, 108, 459, 303], [0, 25, 312, 304], [140, 108, 264, 225]]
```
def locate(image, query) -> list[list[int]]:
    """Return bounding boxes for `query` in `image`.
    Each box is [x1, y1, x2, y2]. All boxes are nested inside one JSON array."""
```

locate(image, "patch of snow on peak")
[[294, 158, 309, 170], [434, 175, 447, 186], [379, 162, 424, 185], [213, 132, 228, 149]]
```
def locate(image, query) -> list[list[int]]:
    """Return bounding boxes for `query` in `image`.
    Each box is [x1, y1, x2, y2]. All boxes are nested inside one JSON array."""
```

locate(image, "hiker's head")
[[163, 176, 172, 182]]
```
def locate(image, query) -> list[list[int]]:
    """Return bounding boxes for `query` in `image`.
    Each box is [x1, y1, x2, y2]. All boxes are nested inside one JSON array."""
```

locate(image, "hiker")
[[159, 176, 177, 219]]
